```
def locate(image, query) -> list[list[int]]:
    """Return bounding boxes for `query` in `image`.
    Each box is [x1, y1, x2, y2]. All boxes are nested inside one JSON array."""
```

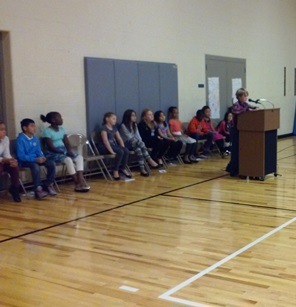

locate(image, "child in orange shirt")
[[168, 106, 199, 163], [187, 110, 213, 156]]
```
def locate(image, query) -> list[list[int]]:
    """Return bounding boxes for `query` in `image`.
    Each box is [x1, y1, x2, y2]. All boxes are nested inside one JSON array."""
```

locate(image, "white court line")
[[159, 215, 296, 305], [119, 285, 139, 292]]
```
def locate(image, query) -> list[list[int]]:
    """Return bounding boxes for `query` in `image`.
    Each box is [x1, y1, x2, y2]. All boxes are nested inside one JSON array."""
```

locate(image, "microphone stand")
[[259, 99, 274, 108]]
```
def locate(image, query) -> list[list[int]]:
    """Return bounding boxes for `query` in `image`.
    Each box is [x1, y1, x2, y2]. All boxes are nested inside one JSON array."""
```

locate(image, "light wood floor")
[[1, 137, 296, 306]]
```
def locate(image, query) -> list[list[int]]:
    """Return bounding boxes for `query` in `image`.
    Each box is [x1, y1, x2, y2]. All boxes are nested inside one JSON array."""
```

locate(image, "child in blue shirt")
[[15, 118, 57, 199]]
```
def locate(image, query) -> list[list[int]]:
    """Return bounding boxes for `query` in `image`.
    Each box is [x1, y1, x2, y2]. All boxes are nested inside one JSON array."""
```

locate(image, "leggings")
[[126, 138, 151, 167]]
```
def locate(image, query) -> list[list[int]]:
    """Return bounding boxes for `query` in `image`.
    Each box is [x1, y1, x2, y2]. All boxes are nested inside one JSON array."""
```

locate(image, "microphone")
[[248, 98, 260, 104]]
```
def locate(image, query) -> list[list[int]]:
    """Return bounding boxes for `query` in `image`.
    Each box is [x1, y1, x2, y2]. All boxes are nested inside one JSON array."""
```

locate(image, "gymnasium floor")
[[1, 137, 296, 306]]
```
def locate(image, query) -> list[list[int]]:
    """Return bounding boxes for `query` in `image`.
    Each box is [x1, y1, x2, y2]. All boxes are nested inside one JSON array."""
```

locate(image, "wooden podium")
[[237, 108, 280, 179]]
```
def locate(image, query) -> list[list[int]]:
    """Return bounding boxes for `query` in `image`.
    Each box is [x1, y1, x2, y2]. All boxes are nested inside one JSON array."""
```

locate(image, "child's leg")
[[158, 139, 170, 159], [215, 139, 225, 154], [120, 147, 130, 169], [111, 145, 124, 178], [204, 132, 214, 152], [167, 140, 182, 159], [129, 139, 151, 174], [22, 162, 42, 190], [2, 163, 20, 188], [63, 157, 78, 185], [137, 140, 158, 167], [43, 160, 56, 187], [0, 163, 21, 202], [21, 162, 48, 199], [72, 155, 89, 188]]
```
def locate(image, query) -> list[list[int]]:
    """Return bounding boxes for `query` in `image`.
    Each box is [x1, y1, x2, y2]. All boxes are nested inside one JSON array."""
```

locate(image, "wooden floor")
[[1, 137, 296, 306]]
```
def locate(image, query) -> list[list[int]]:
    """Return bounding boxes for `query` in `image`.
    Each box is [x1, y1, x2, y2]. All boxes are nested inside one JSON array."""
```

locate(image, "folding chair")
[[67, 133, 109, 181], [90, 131, 116, 181]]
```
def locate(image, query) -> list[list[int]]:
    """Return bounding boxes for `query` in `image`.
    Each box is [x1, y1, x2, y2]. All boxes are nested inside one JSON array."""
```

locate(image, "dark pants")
[[0, 163, 20, 188], [189, 132, 213, 153], [144, 137, 170, 160], [21, 160, 56, 190], [215, 139, 225, 153], [166, 140, 183, 159], [185, 142, 198, 156], [226, 127, 239, 175], [98, 144, 129, 171]]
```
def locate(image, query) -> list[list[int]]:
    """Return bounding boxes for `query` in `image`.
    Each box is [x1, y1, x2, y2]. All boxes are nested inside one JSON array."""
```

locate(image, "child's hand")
[[66, 151, 75, 158], [36, 157, 46, 164], [55, 148, 65, 154], [9, 158, 18, 167]]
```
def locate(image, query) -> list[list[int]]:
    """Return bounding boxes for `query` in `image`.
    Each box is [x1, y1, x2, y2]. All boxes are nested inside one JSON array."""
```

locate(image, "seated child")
[[15, 118, 57, 199], [0, 120, 21, 202], [138, 109, 169, 167], [168, 106, 199, 164], [40, 112, 90, 192], [119, 109, 158, 177], [154, 110, 183, 162], [187, 110, 213, 156], [97, 112, 131, 180], [202, 106, 226, 156], [216, 111, 233, 152]]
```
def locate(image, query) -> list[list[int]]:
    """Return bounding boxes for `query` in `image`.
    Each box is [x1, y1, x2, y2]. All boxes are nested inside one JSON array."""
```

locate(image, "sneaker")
[[35, 186, 48, 199], [189, 155, 201, 162], [45, 184, 58, 196], [198, 154, 208, 159], [183, 156, 192, 164], [82, 183, 90, 190]]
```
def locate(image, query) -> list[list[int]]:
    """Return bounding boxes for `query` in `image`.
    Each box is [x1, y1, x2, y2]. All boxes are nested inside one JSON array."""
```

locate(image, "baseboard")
[[278, 133, 294, 139]]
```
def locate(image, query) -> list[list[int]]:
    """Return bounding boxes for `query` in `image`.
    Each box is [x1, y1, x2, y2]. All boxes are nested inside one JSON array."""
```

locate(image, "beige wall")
[[0, 0, 296, 136]]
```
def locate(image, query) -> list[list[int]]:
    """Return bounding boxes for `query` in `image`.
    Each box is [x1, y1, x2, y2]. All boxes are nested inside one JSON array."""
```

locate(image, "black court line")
[[1, 148, 294, 245], [0, 173, 228, 244], [278, 154, 296, 161], [163, 194, 296, 213]]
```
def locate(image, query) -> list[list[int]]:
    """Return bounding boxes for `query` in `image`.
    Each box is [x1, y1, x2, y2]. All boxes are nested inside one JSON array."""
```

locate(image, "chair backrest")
[[90, 131, 101, 155], [67, 134, 88, 156]]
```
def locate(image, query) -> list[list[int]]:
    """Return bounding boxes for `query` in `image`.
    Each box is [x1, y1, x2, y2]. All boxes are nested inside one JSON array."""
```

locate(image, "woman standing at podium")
[[226, 88, 256, 176]]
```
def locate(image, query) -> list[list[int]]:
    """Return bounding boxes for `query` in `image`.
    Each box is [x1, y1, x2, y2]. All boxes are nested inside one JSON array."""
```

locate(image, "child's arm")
[[120, 124, 134, 141], [157, 126, 174, 141], [166, 126, 177, 141], [16, 138, 43, 162], [101, 131, 116, 154], [62, 134, 76, 157], [43, 137, 64, 153], [115, 131, 125, 148]]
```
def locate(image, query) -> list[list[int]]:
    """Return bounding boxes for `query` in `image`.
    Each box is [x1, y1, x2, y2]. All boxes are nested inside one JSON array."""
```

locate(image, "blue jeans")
[[98, 144, 129, 171], [21, 160, 56, 190]]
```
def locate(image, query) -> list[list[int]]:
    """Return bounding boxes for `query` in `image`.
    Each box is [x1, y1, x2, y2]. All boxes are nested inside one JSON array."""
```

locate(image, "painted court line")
[[119, 285, 139, 292], [159, 215, 296, 306]]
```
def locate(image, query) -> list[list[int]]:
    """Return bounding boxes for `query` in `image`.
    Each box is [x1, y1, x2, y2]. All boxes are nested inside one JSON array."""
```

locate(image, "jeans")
[[21, 160, 56, 190], [98, 144, 129, 171]]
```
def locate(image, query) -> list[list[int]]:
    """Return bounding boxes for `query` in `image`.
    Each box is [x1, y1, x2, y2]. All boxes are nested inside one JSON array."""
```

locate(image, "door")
[[205, 55, 246, 120], [0, 32, 4, 121]]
